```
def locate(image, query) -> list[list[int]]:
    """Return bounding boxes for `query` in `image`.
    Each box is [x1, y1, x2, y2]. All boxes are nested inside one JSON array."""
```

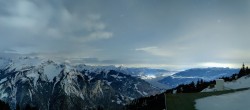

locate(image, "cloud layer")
[[0, 0, 113, 56], [0, 0, 250, 69]]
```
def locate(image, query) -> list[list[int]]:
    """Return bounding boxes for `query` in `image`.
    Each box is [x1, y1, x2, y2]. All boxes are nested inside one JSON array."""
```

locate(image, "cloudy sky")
[[0, 0, 250, 70]]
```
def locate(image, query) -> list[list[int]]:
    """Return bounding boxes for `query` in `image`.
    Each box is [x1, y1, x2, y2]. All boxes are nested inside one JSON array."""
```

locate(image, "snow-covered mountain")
[[0, 57, 159, 110], [159, 68, 239, 88]]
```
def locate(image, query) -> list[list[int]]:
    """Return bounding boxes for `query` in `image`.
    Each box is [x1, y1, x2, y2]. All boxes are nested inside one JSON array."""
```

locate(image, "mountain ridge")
[[0, 56, 159, 110]]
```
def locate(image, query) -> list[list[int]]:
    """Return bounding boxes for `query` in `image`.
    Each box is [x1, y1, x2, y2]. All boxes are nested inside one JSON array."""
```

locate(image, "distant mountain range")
[[109, 66, 239, 89], [112, 67, 239, 90], [159, 67, 239, 88], [75, 64, 176, 89]]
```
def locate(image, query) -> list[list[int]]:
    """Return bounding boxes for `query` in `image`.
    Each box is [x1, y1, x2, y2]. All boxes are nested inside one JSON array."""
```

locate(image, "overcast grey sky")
[[0, 0, 250, 70]]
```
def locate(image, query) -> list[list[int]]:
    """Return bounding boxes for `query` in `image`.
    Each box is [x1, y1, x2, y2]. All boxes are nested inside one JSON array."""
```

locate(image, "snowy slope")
[[225, 76, 250, 89], [196, 75, 250, 110], [196, 89, 250, 110], [202, 76, 250, 92]]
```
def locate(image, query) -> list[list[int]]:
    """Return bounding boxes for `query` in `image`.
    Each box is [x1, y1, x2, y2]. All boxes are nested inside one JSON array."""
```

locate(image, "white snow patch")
[[28, 89, 32, 101], [143, 91, 148, 95], [0, 85, 8, 99], [110, 75, 117, 78], [116, 97, 122, 104], [134, 84, 138, 90], [43, 64, 62, 81], [141, 75, 156, 79], [88, 76, 93, 82], [117, 100, 122, 104], [79, 93, 84, 100], [52, 77, 60, 94], [26, 72, 39, 86], [0, 78, 7, 83], [110, 74, 125, 79], [128, 97, 134, 100], [107, 81, 112, 86], [0, 93, 8, 99]]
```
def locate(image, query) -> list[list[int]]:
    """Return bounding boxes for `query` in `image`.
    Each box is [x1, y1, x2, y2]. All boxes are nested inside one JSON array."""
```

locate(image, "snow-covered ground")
[[196, 75, 250, 110], [196, 89, 250, 110]]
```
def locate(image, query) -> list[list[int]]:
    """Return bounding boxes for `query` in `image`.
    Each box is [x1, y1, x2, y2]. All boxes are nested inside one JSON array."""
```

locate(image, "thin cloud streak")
[[135, 46, 173, 57]]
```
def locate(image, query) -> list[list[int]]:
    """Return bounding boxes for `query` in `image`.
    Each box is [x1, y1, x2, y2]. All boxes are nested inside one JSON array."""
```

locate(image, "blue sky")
[[0, 0, 250, 70]]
